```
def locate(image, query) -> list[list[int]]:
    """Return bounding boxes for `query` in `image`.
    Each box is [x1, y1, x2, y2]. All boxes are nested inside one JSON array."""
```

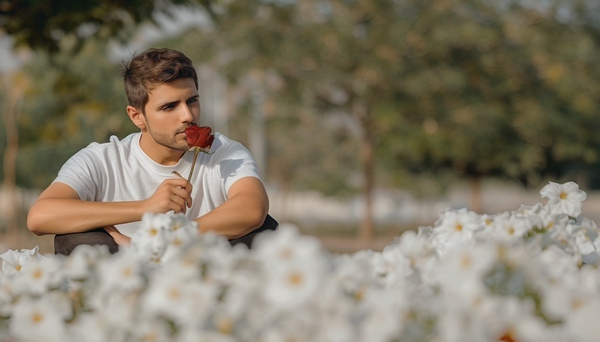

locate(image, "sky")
[[0, 35, 21, 73]]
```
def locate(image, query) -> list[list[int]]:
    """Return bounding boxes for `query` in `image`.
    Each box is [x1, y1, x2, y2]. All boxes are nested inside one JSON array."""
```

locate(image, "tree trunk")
[[2, 86, 22, 247], [355, 100, 375, 244], [468, 175, 482, 214], [249, 78, 266, 180]]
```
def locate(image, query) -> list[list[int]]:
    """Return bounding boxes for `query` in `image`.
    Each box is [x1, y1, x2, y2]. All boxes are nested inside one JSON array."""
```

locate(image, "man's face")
[[142, 78, 200, 152]]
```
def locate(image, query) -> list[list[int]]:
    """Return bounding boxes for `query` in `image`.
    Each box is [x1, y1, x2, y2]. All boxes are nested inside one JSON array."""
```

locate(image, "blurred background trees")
[[2, 0, 600, 247]]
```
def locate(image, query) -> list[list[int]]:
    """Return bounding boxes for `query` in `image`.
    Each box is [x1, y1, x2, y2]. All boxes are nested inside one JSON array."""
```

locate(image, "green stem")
[[187, 147, 201, 182]]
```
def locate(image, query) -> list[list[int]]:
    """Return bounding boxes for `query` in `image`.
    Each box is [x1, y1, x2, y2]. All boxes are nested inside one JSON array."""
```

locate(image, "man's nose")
[[181, 104, 194, 122]]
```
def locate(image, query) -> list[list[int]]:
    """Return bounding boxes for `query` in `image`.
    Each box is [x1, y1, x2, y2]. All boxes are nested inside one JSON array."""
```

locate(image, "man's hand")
[[104, 225, 131, 246], [141, 178, 193, 214]]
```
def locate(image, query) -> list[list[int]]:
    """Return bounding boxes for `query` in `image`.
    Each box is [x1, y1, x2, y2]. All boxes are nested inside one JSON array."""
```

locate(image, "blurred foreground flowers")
[[1, 181, 599, 341]]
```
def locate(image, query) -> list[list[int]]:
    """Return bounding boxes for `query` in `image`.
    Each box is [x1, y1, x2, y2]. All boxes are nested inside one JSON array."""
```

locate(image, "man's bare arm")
[[27, 179, 192, 236], [195, 177, 269, 239]]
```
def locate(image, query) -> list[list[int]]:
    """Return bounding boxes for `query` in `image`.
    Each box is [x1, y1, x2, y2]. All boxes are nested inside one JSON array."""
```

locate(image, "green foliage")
[[1, 38, 134, 188], [0, 0, 207, 53], [372, 0, 600, 189], [3, 0, 600, 199], [126, 0, 600, 196]]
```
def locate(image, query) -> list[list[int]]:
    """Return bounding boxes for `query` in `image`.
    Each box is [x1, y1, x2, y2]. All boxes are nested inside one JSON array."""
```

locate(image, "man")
[[27, 48, 276, 254]]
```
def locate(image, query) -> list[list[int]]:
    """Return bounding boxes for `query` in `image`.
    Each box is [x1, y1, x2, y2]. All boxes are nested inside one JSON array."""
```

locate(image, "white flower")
[[0, 246, 41, 276], [431, 208, 482, 256], [482, 297, 547, 342], [257, 308, 318, 342], [130, 212, 172, 261], [336, 249, 379, 295], [12, 256, 63, 296], [9, 296, 68, 342], [511, 202, 544, 217], [0, 275, 16, 316], [536, 245, 580, 281], [542, 282, 590, 321], [571, 226, 597, 256], [161, 218, 199, 263], [130, 318, 172, 342], [62, 244, 109, 280], [436, 300, 490, 342], [564, 296, 600, 342], [434, 243, 496, 300], [95, 252, 144, 293], [176, 328, 235, 342], [314, 315, 356, 342], [488, 211, 536, 241], [141, 267, 218, 327], [359, 288, 407, 342], [2, 182, 600, 341], [87, 290, 138, 333], [540, 181, 587, 217], [253, 223, 323, 264], [253, 224, 326, 309], [68, 312, 111, 342], [262, 259, 322, 309]]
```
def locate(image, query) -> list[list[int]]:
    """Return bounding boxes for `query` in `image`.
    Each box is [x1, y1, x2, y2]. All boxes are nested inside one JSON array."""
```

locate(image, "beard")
[[145, 120, 189, 152]]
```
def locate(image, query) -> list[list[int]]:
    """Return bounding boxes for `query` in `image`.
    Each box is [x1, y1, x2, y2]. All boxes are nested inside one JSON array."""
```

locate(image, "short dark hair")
[[121, 48, 198, 113]]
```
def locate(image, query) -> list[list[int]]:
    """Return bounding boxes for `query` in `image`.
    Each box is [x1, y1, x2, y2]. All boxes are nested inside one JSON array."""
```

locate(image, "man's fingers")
[[170, 186, 193, 208], [166, 177, 192, 191], [170, 187, 192, 206], [170, 196, 187, 213], [103, 225, 116, 233], [149, 178, 193, 213]]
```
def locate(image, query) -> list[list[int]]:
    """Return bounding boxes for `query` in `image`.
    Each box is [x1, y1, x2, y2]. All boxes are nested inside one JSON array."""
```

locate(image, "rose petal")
[[185, 125, 214, 149]]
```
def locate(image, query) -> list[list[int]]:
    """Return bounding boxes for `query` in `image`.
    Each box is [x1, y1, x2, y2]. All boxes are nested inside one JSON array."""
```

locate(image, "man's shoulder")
[[82, 133, 138, 153], [213, 132, 235, 145], [213, 133, 244, 150], [211, 133, 251, 156], [72, 133, 139, 163]]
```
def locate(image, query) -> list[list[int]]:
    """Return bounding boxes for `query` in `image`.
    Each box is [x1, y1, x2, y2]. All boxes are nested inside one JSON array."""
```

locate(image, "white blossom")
[[0, 246, 41, 276], [1, 181, 600, 342], [540, 181, 587, 217], [9, 296, 69, 342], [12, 256, 63, 296], [431, 207, 481, 255], [141, 267, 217, 327], [95, 250, 144, 294]]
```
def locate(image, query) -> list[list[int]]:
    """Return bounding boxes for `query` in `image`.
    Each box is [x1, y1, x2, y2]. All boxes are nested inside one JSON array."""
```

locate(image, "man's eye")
[[187, 98, 198, 104], [162, 104, 175, 111]]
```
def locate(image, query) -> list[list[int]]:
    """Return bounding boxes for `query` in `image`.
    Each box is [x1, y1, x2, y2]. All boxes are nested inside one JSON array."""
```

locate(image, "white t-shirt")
[[54, 132, 261, 237]]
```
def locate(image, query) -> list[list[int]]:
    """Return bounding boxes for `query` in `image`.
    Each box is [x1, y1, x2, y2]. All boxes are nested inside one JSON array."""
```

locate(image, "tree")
[[350, 0, 600, 214], [1, 71, 27, 244], [198, 0, 398, 241], [2, 38, 136, 189], [0, 0, 213, 53]]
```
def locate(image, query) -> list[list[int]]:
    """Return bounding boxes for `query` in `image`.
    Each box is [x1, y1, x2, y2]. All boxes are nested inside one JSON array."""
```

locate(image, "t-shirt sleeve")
[[214, 140, 261, 192], [53, 144, 104, 201]]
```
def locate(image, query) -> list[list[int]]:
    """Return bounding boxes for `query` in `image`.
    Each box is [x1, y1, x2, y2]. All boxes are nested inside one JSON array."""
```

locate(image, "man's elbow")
[[26, 208, 48, 236], [250, 210, 268, 229], [246, 203, 269, 231]]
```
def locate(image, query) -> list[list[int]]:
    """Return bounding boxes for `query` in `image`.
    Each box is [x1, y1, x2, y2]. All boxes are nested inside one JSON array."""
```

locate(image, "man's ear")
[[126, 105, 146, 131]]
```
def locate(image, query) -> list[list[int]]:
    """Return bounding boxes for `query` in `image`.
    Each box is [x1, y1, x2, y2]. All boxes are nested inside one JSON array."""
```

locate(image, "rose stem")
[[187, 147, 201, 181]]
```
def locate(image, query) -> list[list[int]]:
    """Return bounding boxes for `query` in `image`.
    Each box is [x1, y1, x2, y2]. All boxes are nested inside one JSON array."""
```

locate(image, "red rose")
[[176, 124, 215, 181], [185, 125, 215, 150]]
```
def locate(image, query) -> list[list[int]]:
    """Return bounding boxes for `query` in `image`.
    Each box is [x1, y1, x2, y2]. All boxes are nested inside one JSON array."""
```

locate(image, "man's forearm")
[[27, 198, 144, 236], [195, 192, 268, 239]]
